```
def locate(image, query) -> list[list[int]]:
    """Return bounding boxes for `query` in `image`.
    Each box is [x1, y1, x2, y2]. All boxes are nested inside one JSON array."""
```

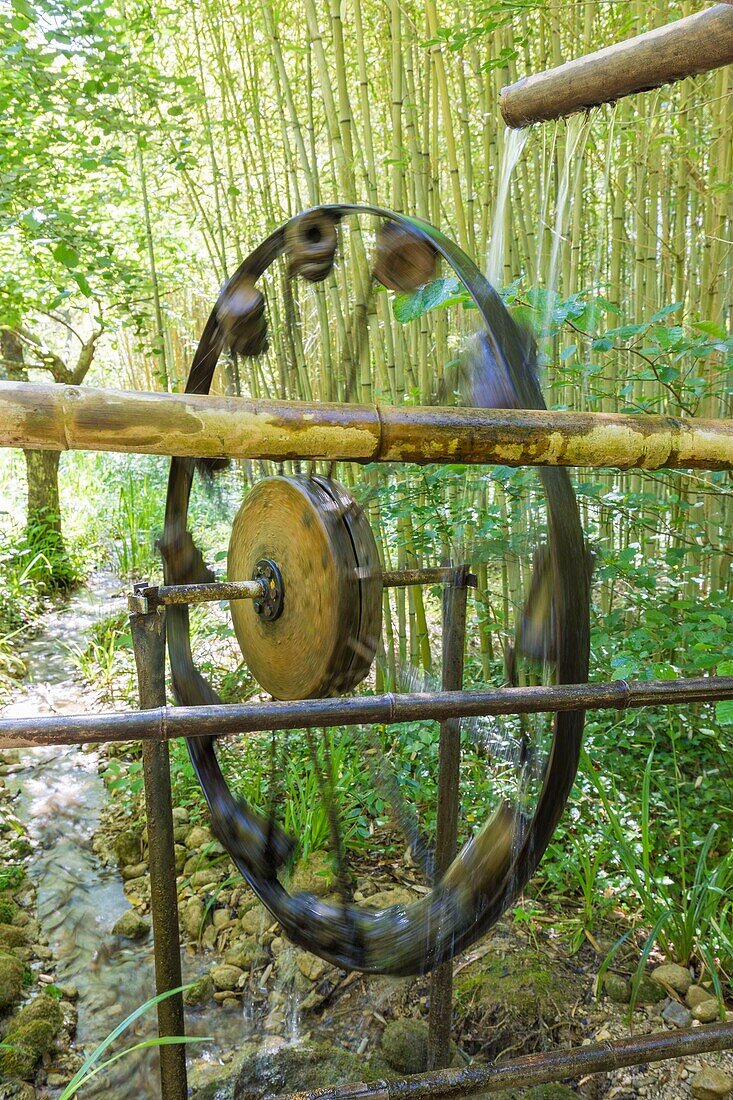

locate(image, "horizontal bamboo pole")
[[1, 381, 732, 470], [1, 676, 731, 749], [278, 1022, 733, 1100], [500, 4, 733, 128]]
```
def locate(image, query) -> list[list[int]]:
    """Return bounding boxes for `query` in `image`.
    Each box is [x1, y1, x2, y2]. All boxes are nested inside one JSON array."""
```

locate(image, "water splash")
[[542, 116, 590, 337], [486, 127, 530, 289]]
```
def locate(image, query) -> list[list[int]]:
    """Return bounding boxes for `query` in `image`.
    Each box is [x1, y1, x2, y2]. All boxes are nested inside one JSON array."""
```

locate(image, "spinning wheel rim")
[[160, 204, 590, 975]]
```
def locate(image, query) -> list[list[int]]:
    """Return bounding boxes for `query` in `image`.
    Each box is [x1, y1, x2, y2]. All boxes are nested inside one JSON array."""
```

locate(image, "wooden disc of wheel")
[[228, 475, 382, 700]]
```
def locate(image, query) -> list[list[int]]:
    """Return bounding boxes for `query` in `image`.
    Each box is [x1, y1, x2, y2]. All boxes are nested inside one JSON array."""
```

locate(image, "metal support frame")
[[129, 591, 188, 1100], [428, 566, 470, 1069], [5, 574, 732, 1098]]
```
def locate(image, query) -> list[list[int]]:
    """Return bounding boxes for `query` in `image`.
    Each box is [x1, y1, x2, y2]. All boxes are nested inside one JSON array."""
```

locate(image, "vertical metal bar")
[[129, 594, 188, 1100], [427, 565, 470, 1070]]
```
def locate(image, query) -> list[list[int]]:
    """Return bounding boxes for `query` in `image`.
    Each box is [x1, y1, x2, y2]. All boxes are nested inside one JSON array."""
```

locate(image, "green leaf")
[[392, 276, 465, 324], [11, 0, 35, 18], [52, 242, 79, 269], [716, 661, 733, 725], [72, 271, 92, 297]]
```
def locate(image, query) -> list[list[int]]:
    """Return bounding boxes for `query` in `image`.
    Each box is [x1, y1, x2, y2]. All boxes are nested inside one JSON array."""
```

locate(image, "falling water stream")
[[1, 574, 301, 1097]]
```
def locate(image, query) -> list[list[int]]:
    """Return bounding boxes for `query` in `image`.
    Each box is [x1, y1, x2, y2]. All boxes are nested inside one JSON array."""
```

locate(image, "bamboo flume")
[[0, 381, 732, 471], [500, 4, 733, 128]]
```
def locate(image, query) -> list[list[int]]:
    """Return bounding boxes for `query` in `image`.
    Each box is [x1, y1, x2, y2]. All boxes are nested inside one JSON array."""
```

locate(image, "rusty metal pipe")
[[1, 381, 733, 470], [129, 604, 187, 1100], [1, 676, 732, 749], [276, 1022, 733, 1100], [428, 567, 469, 1068]]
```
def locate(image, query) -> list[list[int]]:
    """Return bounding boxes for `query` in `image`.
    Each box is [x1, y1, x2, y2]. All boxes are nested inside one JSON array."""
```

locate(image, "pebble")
[[688, 984, 714, 1008], [692, 999, 721, 1023], [691, 1066, 733, 1099], [210, 964, 245, 992], [185, 825, 213, 850], [662, 1000, 692, 1028]]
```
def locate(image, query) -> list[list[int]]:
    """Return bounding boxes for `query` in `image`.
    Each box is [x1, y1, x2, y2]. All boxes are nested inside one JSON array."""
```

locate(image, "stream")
[[1, 573, 286, 1097]]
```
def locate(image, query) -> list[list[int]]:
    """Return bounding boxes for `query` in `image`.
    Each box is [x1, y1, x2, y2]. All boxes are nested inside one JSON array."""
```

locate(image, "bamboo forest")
[[0, 1, 732, 1098]]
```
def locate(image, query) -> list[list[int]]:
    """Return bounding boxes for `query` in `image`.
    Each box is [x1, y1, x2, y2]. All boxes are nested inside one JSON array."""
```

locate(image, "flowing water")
[[486, 127, 529, 289], [1, 574, 299, 1097]]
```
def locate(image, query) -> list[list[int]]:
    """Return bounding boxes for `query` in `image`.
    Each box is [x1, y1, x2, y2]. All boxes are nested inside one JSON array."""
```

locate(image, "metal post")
[[428, 566, 470, 1069], [129, 588, 188, 1100]]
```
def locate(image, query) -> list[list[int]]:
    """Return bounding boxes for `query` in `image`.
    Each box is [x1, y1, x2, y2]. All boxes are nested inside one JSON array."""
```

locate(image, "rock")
[[123, 876, 151, 906], [288, 851, 335, 897], [381, 1019, 430, 1075], [201, 925, 218, 950], [172, 807, 190, 824], [604, 974, 630, 1004], [114, 827, 143, 867], [184, 974, 215, 1006], [0, 951, 24, 1009], [0, 900, 18, 924], [173, 825, 190, 844], [181, 897, 206, 940], [635, 975, 666, 1004], [0, 923, 27, 949], [0, 750, 21, 765], [112, 910, 150, 939], [296, 952, 327, 983], [364, 887, 417, 910], [453, 949, 580, 1061], [368, 975, 414, 1013], [174, 844, 187, 872], [211, 964, 245, 992], [13, 992, 64, 1032], [121, 861, 148, 881], [692, 999, 720, 1023], [0, 1081, 36, 1099], [213, 908, 232, 929], [185, 826, 214, 851], [0, 994, 63, 1081], [691, 1066, 733, 1099], [232, 1042, 380, 1100], [191, 868, 221, 888], [688, 984, 714, 1008], [240, 905, 268, 936], [662, 1000, 692, 1028], [496, 1088, 577, 1100], [652, 963, 692, 995], [224, 939, 265, 971], [0, 1043, 36, 1081]]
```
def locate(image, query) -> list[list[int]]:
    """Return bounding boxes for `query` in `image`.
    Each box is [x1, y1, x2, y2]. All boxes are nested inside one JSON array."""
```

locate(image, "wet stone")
[[296, 951, 327, 983], [635, 975, 666, 1004], [121, 861, 148, 881], [184, 974, 215, 1006], [210, 964, 245, 992], [0, 924, 27, 949], [114, 827, 143, 867], [112, 909, 150, 939], [240, 904, 268, 936], [213, 908, 232, 929], [171, 807, 190, 824], [201, 925, 219, 950], [173, 825, 190, 844]]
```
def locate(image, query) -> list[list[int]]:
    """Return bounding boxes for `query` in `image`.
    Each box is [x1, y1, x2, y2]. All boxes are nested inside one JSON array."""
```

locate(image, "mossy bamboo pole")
[[500, 4, 733, 128], [2, 382, 733, 470]]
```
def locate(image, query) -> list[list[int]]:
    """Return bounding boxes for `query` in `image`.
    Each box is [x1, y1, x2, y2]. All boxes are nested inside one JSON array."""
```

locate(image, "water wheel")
[[160, 204, 590, 975]]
